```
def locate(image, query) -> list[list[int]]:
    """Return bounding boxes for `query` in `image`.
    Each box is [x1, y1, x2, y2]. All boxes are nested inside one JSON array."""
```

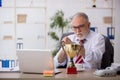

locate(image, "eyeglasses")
[[72, 24, 85, 29]]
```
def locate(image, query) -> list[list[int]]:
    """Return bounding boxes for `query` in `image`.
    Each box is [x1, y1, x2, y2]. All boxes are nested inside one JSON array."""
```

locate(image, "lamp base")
[[66, 67, 77, 74]]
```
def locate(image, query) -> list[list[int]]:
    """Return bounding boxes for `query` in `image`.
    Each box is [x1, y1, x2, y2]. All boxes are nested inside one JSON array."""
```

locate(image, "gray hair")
[[72, 12, 89, 22]]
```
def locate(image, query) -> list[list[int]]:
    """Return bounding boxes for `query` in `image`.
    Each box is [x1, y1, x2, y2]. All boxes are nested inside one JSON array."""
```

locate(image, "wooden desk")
[[0, 69, 120, 80]]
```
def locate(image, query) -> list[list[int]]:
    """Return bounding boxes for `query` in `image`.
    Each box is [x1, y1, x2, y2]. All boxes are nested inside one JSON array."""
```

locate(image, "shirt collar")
[[85, 30, 94, 41]]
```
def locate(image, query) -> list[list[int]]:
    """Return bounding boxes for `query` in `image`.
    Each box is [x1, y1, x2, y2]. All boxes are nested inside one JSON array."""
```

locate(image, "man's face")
[[71, 16, 90, 40]]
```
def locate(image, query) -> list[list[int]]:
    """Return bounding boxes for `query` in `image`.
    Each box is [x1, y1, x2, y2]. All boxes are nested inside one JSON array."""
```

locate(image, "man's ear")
[[88, 22, 91, 28]]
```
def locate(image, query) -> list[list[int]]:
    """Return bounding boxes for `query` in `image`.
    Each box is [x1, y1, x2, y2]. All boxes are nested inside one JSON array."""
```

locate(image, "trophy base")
[[66, 67, 77, 74]]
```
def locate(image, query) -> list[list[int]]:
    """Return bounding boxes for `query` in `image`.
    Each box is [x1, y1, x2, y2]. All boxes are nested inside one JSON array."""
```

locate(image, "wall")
[[47, 0, 114, 50], [114, 0, 120, 63], [0, 0, 118, 62]]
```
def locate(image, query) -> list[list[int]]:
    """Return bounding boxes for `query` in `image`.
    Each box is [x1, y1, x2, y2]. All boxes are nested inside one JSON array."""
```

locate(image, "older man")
[[54, 12, 105, 69]]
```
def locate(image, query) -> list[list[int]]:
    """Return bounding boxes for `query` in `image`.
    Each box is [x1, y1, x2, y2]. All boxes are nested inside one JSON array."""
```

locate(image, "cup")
[[75, 63, 83, 71], [61, 43, 82, 74]]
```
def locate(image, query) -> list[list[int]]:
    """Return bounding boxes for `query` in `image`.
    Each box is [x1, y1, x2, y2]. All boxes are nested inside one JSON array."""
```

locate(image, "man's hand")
[[62, 37, 73, 44]]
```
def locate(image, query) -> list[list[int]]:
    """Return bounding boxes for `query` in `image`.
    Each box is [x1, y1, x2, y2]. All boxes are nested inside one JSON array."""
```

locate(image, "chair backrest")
[[58, 32, 114, 69], [101, 35, 114, 69]]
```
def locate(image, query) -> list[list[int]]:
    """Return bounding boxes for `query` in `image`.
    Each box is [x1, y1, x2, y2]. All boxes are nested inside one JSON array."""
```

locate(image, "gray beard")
[[76, 35, 85, 40], [76, 31, 89, 40]]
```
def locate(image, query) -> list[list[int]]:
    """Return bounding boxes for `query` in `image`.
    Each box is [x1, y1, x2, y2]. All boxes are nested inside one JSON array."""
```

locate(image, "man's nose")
[[76, 28, 81, 33]]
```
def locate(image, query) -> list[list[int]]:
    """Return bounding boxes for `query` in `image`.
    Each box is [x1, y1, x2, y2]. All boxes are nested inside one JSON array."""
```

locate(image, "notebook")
[[17, 49, 60, 74]]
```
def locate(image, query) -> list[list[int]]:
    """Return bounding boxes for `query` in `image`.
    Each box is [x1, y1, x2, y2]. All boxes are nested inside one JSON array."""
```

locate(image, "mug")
[[75, 63, 83, 71]]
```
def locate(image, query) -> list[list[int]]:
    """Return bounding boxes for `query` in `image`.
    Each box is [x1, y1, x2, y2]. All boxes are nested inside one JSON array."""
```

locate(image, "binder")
[[0, 0, 2, 7], [107, 27, 115, 39]]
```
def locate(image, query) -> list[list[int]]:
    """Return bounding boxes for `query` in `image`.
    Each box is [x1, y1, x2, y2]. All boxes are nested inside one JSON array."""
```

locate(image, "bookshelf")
[[0, 0, 47, 70]]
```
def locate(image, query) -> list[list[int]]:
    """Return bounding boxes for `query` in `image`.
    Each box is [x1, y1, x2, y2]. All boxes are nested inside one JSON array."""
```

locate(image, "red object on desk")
[[66, 67, 77, 74]]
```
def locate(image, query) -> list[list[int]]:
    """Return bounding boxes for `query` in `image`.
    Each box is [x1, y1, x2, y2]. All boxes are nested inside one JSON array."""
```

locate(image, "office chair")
[[101, 35, 114, 69], [57, 32, 114, 69]]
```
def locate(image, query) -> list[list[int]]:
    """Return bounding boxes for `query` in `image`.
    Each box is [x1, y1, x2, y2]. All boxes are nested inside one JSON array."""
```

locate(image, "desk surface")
[[0, 69, 120, 80]]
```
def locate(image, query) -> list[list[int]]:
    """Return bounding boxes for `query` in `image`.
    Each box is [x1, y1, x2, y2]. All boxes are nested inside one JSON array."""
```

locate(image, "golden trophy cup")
[[62, 42, 82, 74]]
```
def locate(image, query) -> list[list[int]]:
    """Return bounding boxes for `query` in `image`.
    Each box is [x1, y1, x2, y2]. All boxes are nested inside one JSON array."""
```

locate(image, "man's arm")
[[54, 48, 67, 68], [58, 37, 73, 63], [58, 50, 67, 63], [54, 37, 73, 68]]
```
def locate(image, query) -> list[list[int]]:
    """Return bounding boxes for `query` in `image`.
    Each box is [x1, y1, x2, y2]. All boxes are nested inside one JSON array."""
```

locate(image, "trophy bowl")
[[62, 42, 82, 74]]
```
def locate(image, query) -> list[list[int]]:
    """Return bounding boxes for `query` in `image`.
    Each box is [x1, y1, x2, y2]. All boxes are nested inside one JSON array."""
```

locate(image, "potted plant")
[[48, 10, 70, 56]]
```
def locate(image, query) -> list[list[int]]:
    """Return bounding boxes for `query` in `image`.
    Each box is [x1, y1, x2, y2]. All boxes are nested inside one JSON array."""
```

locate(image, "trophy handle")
[[61, 41, 67, 54]]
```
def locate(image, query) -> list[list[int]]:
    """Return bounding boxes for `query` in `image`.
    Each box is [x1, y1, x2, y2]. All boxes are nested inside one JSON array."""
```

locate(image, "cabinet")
[[0, 0, 47, 69]]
